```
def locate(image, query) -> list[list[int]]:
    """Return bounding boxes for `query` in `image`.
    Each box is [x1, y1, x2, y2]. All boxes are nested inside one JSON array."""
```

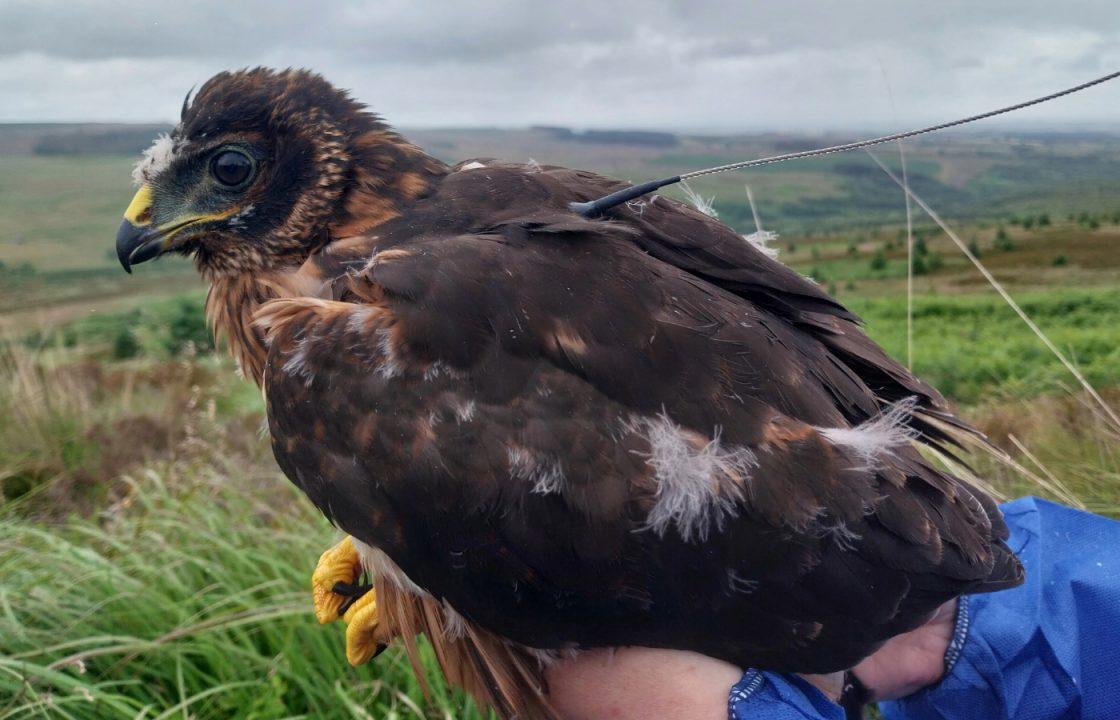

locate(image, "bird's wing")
[[425, 162, 973, 444], [258, 203, 1020, 673], [531, 165, 977, 439]]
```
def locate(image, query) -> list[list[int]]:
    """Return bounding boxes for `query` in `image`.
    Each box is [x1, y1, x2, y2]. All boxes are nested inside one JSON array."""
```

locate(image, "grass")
[[968, 389, 1120, 516], [848, 289, 1120, 404], [0, 156, 136, 272], [0, 464, 488, 719], [0, 155, 199, 328]]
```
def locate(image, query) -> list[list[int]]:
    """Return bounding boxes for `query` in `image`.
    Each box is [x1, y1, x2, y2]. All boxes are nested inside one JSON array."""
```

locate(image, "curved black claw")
[[332, 580, 373, 617]]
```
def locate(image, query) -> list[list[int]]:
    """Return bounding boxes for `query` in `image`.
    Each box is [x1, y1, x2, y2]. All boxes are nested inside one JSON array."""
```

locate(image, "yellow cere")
[[123, 185, 154, 226], [123, 183, 243, 247]]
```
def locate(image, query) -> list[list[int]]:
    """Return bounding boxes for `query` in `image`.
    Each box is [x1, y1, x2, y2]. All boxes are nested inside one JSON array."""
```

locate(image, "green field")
[[1, 129, 1119, 718]]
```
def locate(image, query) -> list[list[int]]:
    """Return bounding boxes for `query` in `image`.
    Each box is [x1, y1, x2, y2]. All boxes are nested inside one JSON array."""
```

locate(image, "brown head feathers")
[[157, 67, 448, 277]]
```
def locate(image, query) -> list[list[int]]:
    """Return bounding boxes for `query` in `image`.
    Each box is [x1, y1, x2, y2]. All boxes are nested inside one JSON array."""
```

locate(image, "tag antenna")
[[571, 70, 1120, 217]]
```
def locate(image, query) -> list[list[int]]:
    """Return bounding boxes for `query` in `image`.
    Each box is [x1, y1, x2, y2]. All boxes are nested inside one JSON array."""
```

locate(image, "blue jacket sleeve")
[[881, 497, 1120, 720], [727, 670, 845, 720]]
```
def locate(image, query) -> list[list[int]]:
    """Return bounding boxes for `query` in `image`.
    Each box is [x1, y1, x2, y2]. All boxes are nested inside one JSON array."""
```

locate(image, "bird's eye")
[[210, 150, 254, 187]]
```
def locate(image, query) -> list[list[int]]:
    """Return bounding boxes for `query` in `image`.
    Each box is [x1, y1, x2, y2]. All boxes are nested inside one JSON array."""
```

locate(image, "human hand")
[[547, 647, 743, 720], [851, 599, 957, 701], [547, 647, 847, 719], [546, 600, 956, 718]]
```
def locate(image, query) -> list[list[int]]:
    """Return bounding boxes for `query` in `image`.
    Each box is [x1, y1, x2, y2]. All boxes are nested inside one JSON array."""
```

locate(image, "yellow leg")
[[342, 589, 386, 666], [311, 536, 387, 666], [311, 536, 363, 624]]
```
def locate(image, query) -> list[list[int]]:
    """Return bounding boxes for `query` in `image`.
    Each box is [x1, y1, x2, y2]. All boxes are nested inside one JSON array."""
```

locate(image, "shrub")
[[112, 327, 140, 360], [994, 226, 1015, 252], [4, 261, 38, 276], [927, 251, 944, 272], [912, 255, 928, 275], [165, 298, 214, 356], [911, 252, 942, 276], [1076, 212, 1099, 230], [1052, 254, 1069, 267], [870, 251, 888, 272]]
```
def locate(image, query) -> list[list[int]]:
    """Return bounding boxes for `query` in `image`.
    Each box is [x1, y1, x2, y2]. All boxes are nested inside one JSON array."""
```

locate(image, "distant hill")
[[3, 123, 1118, 233], [529, 126, 678, 147], [0, 123, 171, 157]]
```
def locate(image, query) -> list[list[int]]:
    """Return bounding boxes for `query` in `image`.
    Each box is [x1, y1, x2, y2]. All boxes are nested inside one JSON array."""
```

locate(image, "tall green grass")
[[848, 289, 1120, 404], [0, 463, 489, 719], [967, 390, 1120, 516]]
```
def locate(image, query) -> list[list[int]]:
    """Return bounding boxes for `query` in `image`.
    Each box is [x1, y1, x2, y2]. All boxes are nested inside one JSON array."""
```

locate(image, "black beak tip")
[[116, 219, 161, 274]]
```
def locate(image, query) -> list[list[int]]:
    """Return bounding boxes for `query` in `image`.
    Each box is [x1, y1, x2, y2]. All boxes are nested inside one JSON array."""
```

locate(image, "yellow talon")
[[342, 589, 385, 666], [311, 536, 388, 665], [311, 536, 363, 624]]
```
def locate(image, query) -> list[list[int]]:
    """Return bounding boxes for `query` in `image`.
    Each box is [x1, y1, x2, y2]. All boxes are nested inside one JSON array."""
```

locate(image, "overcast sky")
[[2, 0, 1118, 131]]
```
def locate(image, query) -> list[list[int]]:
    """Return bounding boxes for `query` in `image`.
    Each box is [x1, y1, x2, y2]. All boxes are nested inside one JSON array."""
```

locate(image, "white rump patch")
[[628, 413, 755, 542], [132, 133, 177, 185], [459, 161, 486, 171], [744, 230, 780, 259], [508, 447, 566, 495], [352, 538, 426, 596], [818, 397, 920, 469]]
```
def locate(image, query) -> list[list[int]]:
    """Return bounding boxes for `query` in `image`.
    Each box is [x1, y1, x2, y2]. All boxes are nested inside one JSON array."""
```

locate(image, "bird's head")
[[115, 67, 447, 278]]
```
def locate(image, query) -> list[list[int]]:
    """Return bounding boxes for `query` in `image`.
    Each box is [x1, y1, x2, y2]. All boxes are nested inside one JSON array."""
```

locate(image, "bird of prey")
[[115, 68, 1023, 718]]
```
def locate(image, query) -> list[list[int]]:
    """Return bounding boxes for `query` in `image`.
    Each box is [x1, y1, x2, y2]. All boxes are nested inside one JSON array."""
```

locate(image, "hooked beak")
[[116, 186, 162, 273]]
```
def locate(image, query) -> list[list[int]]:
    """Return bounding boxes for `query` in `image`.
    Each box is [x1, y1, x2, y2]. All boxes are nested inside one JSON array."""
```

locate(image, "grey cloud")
[[1, 0, 1117, 128]]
